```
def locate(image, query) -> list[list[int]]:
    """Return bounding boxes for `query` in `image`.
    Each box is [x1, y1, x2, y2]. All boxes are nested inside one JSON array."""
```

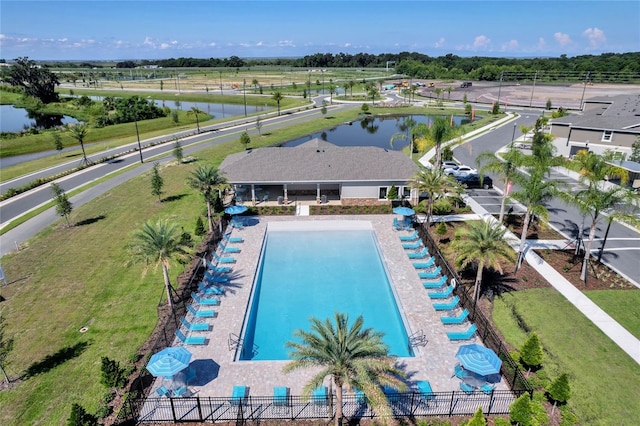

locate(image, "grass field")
[[492, 288, 640, 425]]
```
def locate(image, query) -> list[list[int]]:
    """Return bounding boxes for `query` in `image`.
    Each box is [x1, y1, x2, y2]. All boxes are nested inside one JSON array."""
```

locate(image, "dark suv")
[[457, 174, 493, 189]]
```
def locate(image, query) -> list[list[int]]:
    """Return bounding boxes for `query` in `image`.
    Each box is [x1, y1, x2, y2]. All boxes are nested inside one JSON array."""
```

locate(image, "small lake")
[[283, 114, 472, 150], [0, 105, 80, 133]]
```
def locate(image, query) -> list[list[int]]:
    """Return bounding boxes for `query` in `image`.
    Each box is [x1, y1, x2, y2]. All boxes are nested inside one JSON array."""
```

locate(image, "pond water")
[[0, 105, 80, 133], [282, 114, 472, 150]]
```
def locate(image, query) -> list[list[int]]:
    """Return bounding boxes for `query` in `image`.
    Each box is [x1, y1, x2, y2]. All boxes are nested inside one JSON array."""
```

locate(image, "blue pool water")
[[239, 227, 412, 360]]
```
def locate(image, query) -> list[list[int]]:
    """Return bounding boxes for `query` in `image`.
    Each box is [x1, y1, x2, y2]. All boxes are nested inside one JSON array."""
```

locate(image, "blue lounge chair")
[[173, 386, 189, 397], [399, 230, 419, 241], [223, 232, 244, 243], [418, 266, 443, 279], [231, 385, 248, 405], [156, 385, 171, 397], [452, 363, 467, 379], [417, 380, 436, 405], [204, 270, 228, 284], [402, 241, 422, 250], [191, 292, 219, 306], [392, 217, 403, 231], [354, 388, 367, 404], [312, 386, 328, 405], [180, 316, 210, 332], [459, 382, 474, 395], [447, 324, 478, 341], [212, 252, 235, 264], [198, 281, 224, 295], [413, 258, 435, 269], [206, 259, 232, 274], [273, 386, 289, 406], [187, 303, 215, 318], [441, 309, 469, 325], [218, 241, 240, 254], [481, 383, 495, 394], [433, 296, 460, 311], [175, 329, 206, 345], [428, 284, 454, 299], [423, 275, 448, 288], [408, 247, 429, 259]]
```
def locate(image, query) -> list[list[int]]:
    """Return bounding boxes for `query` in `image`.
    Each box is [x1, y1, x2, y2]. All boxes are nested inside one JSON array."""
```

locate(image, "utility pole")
[[243, 78, 247, 117], [529, 70, 538, 108], [579, 71, 590, 110], [496, 71, 504, 108]]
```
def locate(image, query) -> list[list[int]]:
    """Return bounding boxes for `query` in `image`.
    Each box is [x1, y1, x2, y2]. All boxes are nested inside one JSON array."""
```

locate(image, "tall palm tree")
[[449, 219, 516, 302], [573, 150, 628, 186], [429, 116, 454, 168], [127, 219, 190, 310], [390, 117, 428, 159], [476, 143, 526, 223], [328, 84, 336, 104], [272, 90, 284, 116], [510, 166, 561, 271], [284, 313, 407, 426], [252, 78, 259, 93], [348, 79, 356, 99], [69, 123, 90, 166], [411, 167, 462, 228], [186, 165, 229, 233], [187, 107, 204, 133]]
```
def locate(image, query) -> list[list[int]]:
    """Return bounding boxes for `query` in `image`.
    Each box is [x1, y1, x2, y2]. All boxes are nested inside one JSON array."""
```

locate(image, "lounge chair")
[[173, 386, 189, 397], [206, 259, 232, 274], [180, 316, 210, 332], [417, 380, 436, 406], [354, 388, 367, 404], [392, 217, 403, 231], [204, 270, 228, 283], [156, 386, 171, 397], [231, 385, 248, 405], [452, 363, 467, 379], [402, 241, 422, 250], [191, 292, 219, 306], [223, 232, 244, 244], [413, 258, 435, 269], [273, 386, 289, 406], [407, 247, 429, 259], [198, 281, 224, 295], [235, 195, 243, 205], [459, 382, 474, 395], [187, 303, 215, 318], [212, 252, 235, 264], [433, 296, 460, 311], [218, 241, 240, 254], [441, 309, 469, 325], [312, 386, 328, 405], [418, 266, 442, 279], [446, 324, 478, 341], [399, 230, 419, 241], [428, 284, 454, 299], [481, 383, 495, 394], [175, 329, 206, 345], [423, 275, 448, 288]]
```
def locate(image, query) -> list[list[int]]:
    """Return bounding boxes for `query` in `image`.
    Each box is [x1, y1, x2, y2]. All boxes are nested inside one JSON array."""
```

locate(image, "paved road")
[[451, 108, 640, 287], [0, 99, 358, 255]]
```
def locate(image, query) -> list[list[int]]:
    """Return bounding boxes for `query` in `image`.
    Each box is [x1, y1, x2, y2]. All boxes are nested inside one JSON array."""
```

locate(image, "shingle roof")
[[551, 94, 640, 131], [219, 139, 420, 183]]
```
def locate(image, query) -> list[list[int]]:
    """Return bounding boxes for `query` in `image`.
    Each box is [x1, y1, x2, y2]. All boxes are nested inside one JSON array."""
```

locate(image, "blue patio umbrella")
[[224, 205, 248, 215], [146, 347, 192, 378], [392, 206, 415, 216], [455, 344, 502, 376]]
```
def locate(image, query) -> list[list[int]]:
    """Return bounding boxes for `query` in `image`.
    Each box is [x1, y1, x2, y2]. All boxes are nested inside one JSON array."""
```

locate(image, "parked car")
[[457, 173, 493, 189], [444, 165, 477, 177], [441, 160, 460, 169]]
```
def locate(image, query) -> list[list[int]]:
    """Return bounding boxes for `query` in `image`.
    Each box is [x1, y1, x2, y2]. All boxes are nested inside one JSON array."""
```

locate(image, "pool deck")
[[156, 214, 509, 399]]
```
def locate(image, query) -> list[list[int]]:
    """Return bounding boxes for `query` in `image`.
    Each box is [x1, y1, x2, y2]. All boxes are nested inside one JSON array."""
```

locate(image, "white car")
[[444, 165, 477, 177], [441, 161, 459, 169]]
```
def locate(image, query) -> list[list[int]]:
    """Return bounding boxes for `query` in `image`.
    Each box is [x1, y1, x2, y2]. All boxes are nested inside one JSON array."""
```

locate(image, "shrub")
[[493, 418, 510, 426], [387, 184, 399, 200], [464, 407, 486, 425], [432, 198, 453, 215], [509, 394, 533, 426], [559, 405, 580, 426], [194, 216, 205, 236], [547, 373, 571, 408], [67, 403, 98, 426], [100, 356, 126, 388], [520, 332, 544, 370]]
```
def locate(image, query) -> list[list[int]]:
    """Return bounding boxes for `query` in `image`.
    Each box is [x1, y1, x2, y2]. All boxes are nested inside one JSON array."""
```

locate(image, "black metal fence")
[[418, 222, 533, 394], [125, 390, 521, 423]]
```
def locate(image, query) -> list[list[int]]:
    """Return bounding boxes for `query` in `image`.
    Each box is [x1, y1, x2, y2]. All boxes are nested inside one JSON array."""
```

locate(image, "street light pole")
[[219, 71, 223, 95], [130, 100, 143, 164], [511, 122, 517, 144], [243, 78, 247, 117]]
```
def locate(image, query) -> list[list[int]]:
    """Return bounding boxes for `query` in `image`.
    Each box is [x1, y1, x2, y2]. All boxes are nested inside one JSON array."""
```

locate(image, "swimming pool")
[[239, 221, 413, 361]]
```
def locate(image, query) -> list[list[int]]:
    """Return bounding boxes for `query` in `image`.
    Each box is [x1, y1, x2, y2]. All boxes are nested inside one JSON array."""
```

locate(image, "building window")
[[602, 130, 613, 142], [378, 187, 388, 200], [402, 187, 411, 199]]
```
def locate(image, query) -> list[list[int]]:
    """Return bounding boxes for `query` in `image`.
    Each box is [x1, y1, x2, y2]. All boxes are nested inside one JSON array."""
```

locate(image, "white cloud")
[[501, 39, 519, 51], [583, 27, 606, 48], [209, 42, 217, 47], [434, 38, 445, 48], [159, 43, 170, 49], [537, 37, 546, 50], [171, 40, 178, 45], [257, 41, 264, 46], [554, 32, 572, 47], [344, 43, 352, 48], [58, 38, 68, 42], [473, 35, 491, 49], [278, 40, 295, 47], [143, 36, 154, 47], [0, 34, 5, 40]]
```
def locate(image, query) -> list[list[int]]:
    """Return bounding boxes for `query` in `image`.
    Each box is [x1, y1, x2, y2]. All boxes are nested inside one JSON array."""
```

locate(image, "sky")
[[1, 1, 639, 61]]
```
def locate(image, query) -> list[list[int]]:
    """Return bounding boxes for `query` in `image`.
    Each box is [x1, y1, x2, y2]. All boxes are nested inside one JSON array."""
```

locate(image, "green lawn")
[[492, 288, 640, 425], [585, 290, 640, 340]]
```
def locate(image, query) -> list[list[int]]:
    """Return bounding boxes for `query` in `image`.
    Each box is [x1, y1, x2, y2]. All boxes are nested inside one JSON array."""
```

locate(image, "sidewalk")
[[460, 195, 640, 365]]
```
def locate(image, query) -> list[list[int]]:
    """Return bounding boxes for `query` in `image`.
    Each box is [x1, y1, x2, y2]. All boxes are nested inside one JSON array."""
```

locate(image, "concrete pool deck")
[[155, 214, 509, 399]]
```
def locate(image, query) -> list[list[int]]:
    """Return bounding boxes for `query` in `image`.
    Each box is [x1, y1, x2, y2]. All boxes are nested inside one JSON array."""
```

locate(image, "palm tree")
[[272, 90, 284, 116], [69, 123, 90, 166], [328, 84, 336, 104], [573, 150, 628, 185], [510, 166, 561, 271], [390, 117, 429, 160], [186, 165, 229, 233], [252, 78, 259, 93], [411, 167, 462, 228], [127, 219, 190, 310], [187, 107, 204, 133], [284, 313, 407, 426], [348, 79, 356, 99], [476, 143, 526, 223], [429, 116, 453, 168], [449, 219, 516, 302]]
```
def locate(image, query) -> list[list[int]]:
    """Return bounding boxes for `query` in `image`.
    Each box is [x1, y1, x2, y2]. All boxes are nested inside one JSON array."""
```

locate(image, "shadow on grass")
[[162, 194, 187, 203], [75, 214, 106, 226], [23, 340, 91, 378]]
